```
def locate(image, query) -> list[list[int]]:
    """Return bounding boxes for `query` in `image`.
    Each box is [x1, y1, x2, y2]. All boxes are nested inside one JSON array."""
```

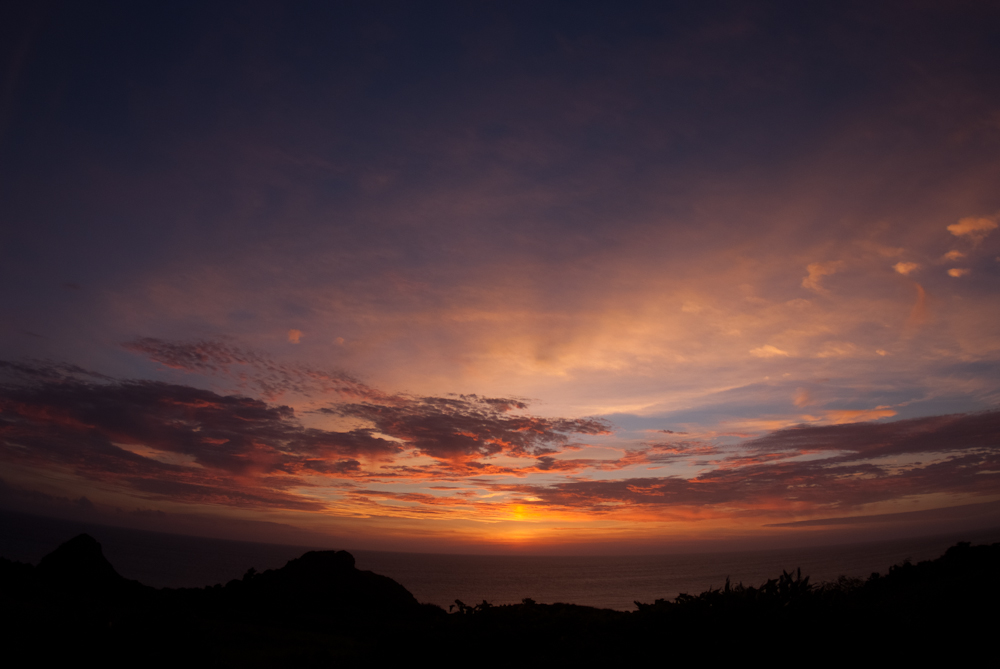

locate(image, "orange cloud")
[[908, 283, 928, 325], [947, 216, 997, 243], [822, 408, 897, 423], [801, 261, 844, 294], [816, 341, 858, 358], [750, 345, 790, 358]]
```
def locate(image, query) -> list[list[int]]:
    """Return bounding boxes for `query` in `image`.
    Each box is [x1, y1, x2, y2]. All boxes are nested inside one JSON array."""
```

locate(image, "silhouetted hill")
[[228, 548, 418, 611], [177, 547, 426, 625], [35, 533, 150, 597], [2, 535, 998, 665], [37, 533, 119, 582]]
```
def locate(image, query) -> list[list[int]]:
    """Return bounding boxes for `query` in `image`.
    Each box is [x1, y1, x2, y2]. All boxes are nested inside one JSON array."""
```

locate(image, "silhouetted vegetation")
[[2, 535, 997, 665]]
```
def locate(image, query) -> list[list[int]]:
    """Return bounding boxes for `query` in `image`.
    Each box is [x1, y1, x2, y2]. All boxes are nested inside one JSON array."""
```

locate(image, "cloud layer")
[[2, 357, 998, 544]]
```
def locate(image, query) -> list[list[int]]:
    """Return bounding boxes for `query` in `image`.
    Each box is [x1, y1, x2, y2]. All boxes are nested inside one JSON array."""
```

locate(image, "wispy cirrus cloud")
[[123, 337, 384, 401], [127, 339, 615, 468], [326, 396, 609, 464]]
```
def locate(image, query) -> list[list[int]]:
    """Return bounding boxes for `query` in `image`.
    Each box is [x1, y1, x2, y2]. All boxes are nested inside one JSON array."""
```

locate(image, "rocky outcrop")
[[216, 548, 421, 618], [37, 534, 130, 592]]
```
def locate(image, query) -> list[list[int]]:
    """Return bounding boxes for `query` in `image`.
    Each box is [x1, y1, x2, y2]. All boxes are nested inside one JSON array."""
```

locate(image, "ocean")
[[3, 510, 998, 611]]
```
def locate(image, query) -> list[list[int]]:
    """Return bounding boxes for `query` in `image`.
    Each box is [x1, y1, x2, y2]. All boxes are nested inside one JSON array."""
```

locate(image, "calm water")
[[3, 511, 999, 611]]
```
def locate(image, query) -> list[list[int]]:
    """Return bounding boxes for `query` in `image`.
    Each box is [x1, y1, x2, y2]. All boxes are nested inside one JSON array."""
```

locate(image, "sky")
[[1, 0, 999, 554]]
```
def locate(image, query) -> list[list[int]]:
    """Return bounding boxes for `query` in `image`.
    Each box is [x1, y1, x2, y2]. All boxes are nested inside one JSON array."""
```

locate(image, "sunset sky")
[[2, 1, 999, 553]]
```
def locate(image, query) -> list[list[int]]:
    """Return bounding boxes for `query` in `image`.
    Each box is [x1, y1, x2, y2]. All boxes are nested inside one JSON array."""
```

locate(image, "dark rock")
[[281, 548, 356, 575], [230, 549, 420, 619], [37, 533, 125, 591]]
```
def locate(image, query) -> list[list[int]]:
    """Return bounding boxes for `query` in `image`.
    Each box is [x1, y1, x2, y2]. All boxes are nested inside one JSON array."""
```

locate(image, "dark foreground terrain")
[[2, 535, 997, 666]]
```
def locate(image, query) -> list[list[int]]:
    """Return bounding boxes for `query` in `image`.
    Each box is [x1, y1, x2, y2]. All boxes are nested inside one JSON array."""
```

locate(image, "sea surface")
[[3, 510, 999, 611]]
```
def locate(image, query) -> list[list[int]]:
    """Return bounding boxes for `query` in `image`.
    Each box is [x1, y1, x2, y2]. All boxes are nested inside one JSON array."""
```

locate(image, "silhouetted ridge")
[[221, 548, 419, 618], [37, 533, 126, 591], [281, 548, 356, 573]]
